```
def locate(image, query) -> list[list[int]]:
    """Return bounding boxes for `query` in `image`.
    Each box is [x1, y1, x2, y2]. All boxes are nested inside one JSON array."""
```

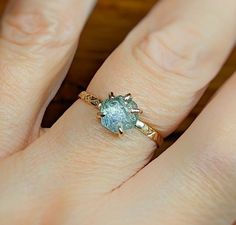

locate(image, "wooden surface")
[[0, 0, 236, 150]]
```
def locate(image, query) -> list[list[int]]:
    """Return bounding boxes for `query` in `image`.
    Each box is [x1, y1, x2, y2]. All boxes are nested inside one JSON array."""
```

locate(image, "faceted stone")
[[100, 95, 139, 133]]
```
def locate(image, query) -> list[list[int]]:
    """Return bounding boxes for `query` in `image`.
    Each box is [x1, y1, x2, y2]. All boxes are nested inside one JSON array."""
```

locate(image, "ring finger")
[[46, 0, 236, 191]]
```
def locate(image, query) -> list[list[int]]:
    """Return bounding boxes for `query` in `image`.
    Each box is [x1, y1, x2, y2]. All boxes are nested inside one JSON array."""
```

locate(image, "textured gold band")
[[79, 91, 163, 147]]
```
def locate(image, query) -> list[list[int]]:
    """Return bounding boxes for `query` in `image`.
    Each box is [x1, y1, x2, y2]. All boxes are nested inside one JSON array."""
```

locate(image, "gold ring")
[[79, 91, 163, 147]]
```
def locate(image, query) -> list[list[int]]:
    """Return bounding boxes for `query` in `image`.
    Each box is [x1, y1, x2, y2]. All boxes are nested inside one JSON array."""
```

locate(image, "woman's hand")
[[0, 0, 236, 224]]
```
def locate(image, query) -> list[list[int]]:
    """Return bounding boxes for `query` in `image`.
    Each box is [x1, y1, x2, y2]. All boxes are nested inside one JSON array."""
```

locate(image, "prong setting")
[[109, 92, 115, 99], [98, 102, 102, 109], [131, 108, 143, 114], [124, 93, 132, 101], [97, 112, 106, 119], [118, 126, 124, 136], [99, 92, 139, 134]]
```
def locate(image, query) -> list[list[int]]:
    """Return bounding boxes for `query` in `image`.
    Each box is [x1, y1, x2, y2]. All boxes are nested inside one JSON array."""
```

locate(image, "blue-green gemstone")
[[100, 95, 139, 133]]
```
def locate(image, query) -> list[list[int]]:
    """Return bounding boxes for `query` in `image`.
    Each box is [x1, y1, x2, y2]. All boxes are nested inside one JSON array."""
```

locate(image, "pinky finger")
[[109, 71, 236, 225]]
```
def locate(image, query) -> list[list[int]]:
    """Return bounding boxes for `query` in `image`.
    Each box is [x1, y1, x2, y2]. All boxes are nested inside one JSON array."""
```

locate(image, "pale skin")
[[0, 0, 236, 224]]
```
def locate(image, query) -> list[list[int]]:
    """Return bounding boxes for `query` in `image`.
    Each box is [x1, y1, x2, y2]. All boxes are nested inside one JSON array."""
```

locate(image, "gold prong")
[[124, 93, 132, 101], [109, 92, 115, 99], [118, 127, 124, 136], [131, 109, 143, 114], [97, 112, 105, 118], [97, 103, 102, 109]]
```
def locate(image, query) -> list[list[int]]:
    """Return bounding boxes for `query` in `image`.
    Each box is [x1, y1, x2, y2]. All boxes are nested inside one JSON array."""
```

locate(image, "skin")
[[0, 0, 235, 224]]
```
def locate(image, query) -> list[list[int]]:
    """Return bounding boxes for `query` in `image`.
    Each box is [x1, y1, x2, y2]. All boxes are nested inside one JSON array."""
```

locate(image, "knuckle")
[[132, 20, 207, 82], [189, 146, 236, 198], [126, 22, 208, 133], [1, 10, 77, 49], [196, 149, 236, 180]]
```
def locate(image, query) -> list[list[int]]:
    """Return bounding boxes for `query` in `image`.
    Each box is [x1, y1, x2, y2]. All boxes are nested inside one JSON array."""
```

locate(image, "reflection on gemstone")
[[100, 95, 139, 133]]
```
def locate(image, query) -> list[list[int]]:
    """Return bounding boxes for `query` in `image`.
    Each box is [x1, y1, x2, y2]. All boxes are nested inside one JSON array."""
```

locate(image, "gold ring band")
[[79, 91, 163, 147]]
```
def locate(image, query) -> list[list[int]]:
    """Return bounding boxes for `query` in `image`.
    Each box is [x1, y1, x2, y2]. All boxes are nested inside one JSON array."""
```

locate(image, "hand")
[[0, 0, 236, 224]]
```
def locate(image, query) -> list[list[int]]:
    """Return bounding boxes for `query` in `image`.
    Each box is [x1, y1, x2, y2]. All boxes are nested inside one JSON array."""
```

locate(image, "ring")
[[79, 91, 163, 147]]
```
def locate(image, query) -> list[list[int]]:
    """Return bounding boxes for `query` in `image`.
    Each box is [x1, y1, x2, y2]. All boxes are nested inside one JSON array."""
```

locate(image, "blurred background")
[[0, 0, 236, 150]]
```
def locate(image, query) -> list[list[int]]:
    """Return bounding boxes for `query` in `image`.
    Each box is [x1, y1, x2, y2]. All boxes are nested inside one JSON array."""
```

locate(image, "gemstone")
[[100, 95, 139, 133]]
